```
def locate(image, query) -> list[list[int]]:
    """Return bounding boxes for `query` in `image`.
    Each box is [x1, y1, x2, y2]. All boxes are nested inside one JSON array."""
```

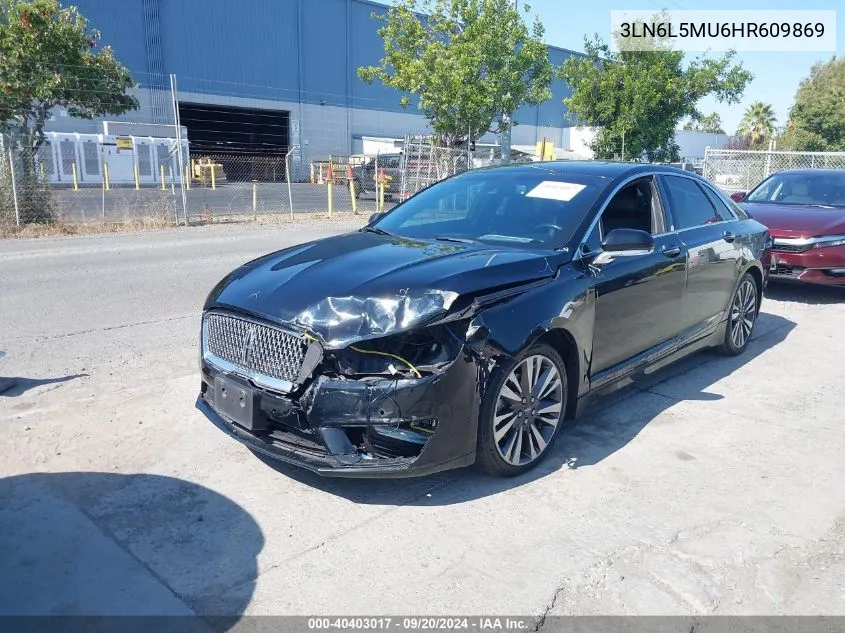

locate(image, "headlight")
[[813, 235, 845, 249], [294, 290, 459, 348]]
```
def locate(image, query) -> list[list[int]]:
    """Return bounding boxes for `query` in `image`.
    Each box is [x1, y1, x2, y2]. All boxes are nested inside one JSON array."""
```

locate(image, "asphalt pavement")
[[1, 223, 844, 622]]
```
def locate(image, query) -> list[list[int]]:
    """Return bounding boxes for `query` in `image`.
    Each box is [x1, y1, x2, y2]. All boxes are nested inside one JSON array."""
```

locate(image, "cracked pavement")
[[1, 223, 844, 621]]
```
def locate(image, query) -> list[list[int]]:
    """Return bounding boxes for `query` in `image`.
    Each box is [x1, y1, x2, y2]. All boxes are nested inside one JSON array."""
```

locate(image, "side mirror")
[[368, 212, 385, 224], [601, 228, 654, 253], [730, 191, 747, 202]]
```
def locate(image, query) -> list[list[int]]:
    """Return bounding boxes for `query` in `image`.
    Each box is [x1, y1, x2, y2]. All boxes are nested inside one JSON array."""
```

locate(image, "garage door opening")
[[177, 103, 290, 182]]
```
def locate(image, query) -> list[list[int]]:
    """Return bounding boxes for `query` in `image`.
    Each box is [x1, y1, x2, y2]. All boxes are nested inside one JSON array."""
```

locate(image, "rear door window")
[[661, 175, 723, 229], [700, 183, 736, 221]]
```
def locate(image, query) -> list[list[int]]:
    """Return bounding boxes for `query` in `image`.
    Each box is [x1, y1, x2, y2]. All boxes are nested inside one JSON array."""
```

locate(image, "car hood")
[[206, 231, 566, 346], [741, 202, 845, 238]]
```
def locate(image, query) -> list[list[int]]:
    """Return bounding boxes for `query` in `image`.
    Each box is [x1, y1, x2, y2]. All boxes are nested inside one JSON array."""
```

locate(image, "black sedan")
[[196, 162, 771, 478]]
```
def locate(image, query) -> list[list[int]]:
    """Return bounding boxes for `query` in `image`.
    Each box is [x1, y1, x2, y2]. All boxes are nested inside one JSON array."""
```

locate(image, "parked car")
[[351, 154, 402, 198], [731, 169, 845, 285], [196, 162, 771, 478]]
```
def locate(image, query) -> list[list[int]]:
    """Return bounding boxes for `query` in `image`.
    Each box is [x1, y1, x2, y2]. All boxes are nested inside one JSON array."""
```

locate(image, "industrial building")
[[42, 0, 584, 180], [44, 0, 728, 183]]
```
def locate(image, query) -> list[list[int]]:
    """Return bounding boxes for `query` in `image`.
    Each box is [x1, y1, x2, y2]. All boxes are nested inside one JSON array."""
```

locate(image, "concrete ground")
[[1, 224, 844, 622]]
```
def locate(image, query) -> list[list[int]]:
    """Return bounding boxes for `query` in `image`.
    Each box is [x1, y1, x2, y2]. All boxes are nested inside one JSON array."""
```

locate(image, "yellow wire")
[[302, 331, 422, 378], [349, 345, 422, 378]]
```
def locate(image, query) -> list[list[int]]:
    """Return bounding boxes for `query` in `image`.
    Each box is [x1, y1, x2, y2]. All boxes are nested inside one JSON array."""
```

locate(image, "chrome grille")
[[773, 243, 809, 253], [204, 312, 306, 384]]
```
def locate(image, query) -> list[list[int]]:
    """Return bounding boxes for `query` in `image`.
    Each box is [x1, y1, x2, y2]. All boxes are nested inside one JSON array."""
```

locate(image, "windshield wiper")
[[434, 236, 477, 244], [360, 226, 393, 236]]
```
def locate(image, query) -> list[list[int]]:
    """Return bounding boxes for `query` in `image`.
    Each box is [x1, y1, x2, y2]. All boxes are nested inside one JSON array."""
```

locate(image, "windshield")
[[745, 171, 845, 207], [370, 169, 608, 248]]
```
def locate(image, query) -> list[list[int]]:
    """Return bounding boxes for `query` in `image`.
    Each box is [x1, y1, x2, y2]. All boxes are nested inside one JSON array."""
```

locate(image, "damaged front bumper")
[[196, 350, 481, 478]]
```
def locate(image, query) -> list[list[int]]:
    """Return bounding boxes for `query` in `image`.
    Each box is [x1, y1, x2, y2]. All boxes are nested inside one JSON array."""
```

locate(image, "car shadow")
[[256, 312, 796, 506], [0, 472, 262, 626], [765, 281, 845, 304], [0, 373, 88, 397]]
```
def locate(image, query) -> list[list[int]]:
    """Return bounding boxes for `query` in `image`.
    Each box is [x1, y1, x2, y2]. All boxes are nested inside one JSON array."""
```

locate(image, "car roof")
[[472, 160, 697, 180]]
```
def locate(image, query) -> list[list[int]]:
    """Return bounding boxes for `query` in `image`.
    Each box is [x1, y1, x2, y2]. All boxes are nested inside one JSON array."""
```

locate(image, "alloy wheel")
[[493, 354, 564, 466], [730, 278, 757, 349]]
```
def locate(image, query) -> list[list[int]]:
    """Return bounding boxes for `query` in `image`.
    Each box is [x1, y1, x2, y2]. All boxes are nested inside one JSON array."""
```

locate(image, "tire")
[[717, 272, 759, 356], [475, 343, 568, 477]]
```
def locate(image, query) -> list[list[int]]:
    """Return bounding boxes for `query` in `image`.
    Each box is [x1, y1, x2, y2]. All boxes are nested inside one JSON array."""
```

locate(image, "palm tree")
[[736, 102, 777, 149]]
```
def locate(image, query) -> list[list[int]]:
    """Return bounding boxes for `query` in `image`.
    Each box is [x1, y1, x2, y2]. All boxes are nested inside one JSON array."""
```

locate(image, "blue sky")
[[525, 0, 843, 134]]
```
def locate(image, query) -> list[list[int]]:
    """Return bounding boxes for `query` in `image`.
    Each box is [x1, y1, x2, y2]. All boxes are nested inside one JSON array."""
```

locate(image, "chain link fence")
[[0, 132, 554, 232], [0, 135, 56, 229], [399, 136, 474, 200], [1, 63, 534, 232], [1, 62, 523, 232], [703, 148, 845, 195]]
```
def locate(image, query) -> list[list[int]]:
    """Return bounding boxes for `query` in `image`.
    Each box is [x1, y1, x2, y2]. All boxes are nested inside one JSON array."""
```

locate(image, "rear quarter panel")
[[734, 218, 771, 295]]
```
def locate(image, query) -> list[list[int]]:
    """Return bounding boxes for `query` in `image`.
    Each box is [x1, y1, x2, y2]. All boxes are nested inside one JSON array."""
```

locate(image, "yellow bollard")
[[72, 162, 79, 191], [349, 177, 357, 215], [134, 163, 140, 190], [160, 164, 166, 190], [103, 163, 110, 191], [379, 180, 385, 212], [185, 164, 191, 191], [327, 157, 334, 218], [191, 158, 196, 178], [211, 163, 216, 190], [252, 181, 258, 219]]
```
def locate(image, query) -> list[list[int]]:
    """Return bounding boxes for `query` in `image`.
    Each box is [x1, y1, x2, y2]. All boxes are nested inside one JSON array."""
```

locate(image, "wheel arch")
[[529, 328, 580, 421], [745, 264, 764, 312]]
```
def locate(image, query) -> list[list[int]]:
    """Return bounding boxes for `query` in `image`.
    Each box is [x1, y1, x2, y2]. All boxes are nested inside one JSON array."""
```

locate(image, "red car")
[[731, 169, 845, 286]]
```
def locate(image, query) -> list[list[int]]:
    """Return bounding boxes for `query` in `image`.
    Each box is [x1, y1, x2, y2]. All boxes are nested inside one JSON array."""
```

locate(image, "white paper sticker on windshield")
[[525, 181, 586, 202]]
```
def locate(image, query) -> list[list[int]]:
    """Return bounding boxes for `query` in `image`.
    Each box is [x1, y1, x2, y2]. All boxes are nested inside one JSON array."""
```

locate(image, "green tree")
[[736, 101, 777, 149], [0, 0, 138, 152], [357, 0, 553, 147], [682, 112, 725, 135], [780, 57, 845, 151], [559, 28, 751, 162]]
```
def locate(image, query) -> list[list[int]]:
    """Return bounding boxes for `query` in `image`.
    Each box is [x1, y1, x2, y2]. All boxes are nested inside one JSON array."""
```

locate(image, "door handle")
[[662, 245, 682, 258], [723, 231, 736, 243]]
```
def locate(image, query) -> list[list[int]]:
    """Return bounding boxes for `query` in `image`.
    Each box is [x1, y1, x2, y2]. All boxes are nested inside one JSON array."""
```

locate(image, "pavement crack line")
[[16, 314, 199, 343], [532, 581, 565, 631], [531, 521, 733, 628]]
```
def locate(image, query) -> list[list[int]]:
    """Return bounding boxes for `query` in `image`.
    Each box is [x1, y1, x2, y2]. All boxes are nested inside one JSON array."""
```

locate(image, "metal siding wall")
[[350, 0, 415, 113], [545, 48, 577, 126], [300, 0, 348, 107], [514, 103, 539, 127], [350, 108, 431, 141], [156, 0, 300, 100], [60, 0, 591, 155], [70, 0, 148, 79]]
